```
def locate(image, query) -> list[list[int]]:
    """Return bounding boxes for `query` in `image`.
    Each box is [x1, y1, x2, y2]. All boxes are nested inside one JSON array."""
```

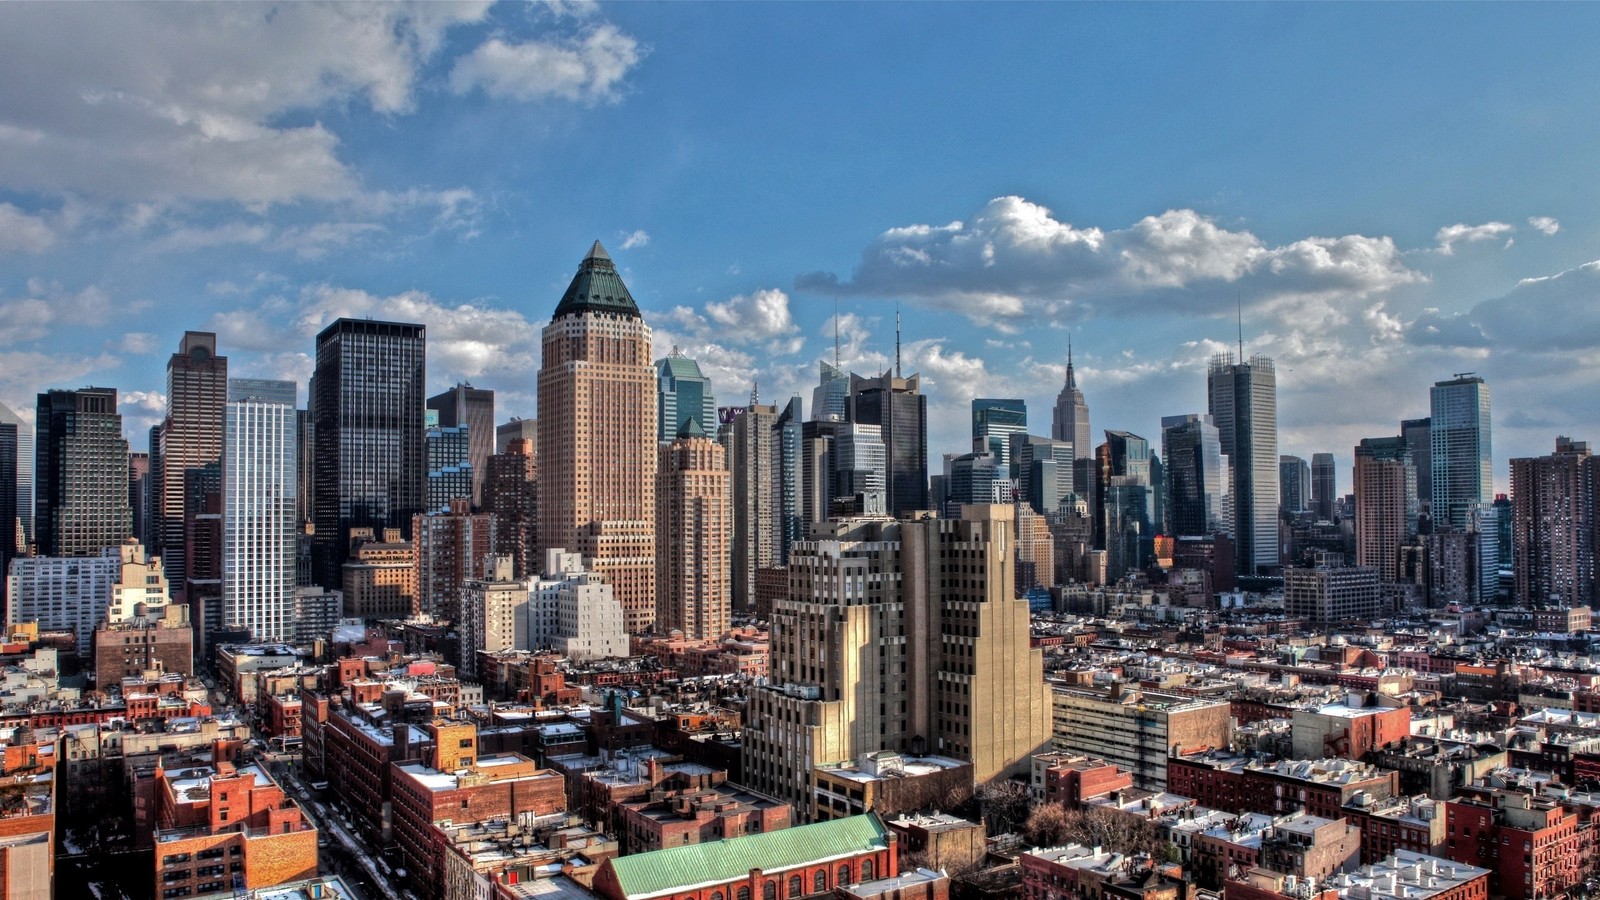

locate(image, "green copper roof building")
[[594, 813, 894, 900], [554, 240, 642, 319], [655, 350, 717, 444]]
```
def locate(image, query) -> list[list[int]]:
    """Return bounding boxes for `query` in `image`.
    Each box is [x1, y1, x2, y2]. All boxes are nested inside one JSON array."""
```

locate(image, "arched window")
[[814, 870, 827, 893], [861, 860, 874, 881], [838, 864, 851, 885], [711, 893, 724, 900], [789, 875, 803, 897], [764, 883, 777, 900], [735, 888, 750, 900]]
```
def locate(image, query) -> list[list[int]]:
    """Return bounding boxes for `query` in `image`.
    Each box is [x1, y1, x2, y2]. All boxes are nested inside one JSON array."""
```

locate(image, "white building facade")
[[223, 379, 298, 642]]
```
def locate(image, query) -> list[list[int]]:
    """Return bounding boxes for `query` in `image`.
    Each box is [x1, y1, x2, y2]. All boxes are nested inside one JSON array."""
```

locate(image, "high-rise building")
[[427, 383, 494, 507], [342, 528, 416, 620], [295, 408, 313, 527], [1353, 436, 1417, 584], [311, 319, 426, 588], [537, 242, 657, 632], [460, 555, 526, 679], [128, 452, 151, 545], [945, 452, 1005, 510], [1163, 414, 1227, 539], [0, 408, 18, 572], [223, 379, 298, 643], [1284, 557, 1381, 626], [774, 396, 805, 566], [1052, 342, 1091, 460], [0, 401, 32, 551], [1312, 453, 1338, 522], [655, 352, 717, 443], [424, 424, 473, 513], [1431, 375, 1495, 601], [1101, 431, 1155, 581], [153, 332, 228, 591], [655, 419, 731, 639], [742, 505, 1052, 815], [1208, 353, 1279, 575], [495, 417, 537, 456], [1010, 435, 1074, 517], [800, 419, 842, 527], [483, 438, 537, 578], [972, 399, 1026, 468], [834, 423, 887, 514], [848, 373, 928, 517], [1279, 455, 1311, 514], [1510, 437, 1596, 606], [6, 542, 137, 652], [811, 362, 849, 424], [35, 387, 130, 557], [1401, 418, 1432, 506], [729, 403, 778, 612], [414, 499, 494, 625]]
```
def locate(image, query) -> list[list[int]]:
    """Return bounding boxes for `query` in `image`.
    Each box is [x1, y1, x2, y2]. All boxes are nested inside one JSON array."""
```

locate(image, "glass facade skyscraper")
[[311, 318, 426, 587], [1430, 376, 1492, 532], [1162, 414, 1226, 538], [655, 352, 717, 443], [224, 378, 297, 642], [427, 383, 494, 507], [1208, 353, 1279, 575], [848, 372, 928, 517], [971, 398, 1026, 468], [35, 387, 130, 557]]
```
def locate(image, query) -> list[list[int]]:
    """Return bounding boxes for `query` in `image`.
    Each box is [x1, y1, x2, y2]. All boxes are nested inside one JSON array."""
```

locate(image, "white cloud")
[[619, 229, 650, 250], [1471, 259, 1600, 351], [449, 25, 643, 103], [1528, 216, 1561, 236], [0, 350, 121, 428], [801, 196, 1424, 328], [0, 203, 57, 253], [114, 333, 159, 354], [704, 289, 803, 355], [1434, 221, 1515, 255], [0, 282, 113, 345]]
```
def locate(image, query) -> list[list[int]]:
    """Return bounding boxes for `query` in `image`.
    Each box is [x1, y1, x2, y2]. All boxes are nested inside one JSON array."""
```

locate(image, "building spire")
[[1065, 333, 1077, 390], [1236, 292, 1245, 362]]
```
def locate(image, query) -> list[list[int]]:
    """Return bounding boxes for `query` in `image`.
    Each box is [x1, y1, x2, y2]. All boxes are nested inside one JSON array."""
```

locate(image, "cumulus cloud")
[[800, 196, 1424, 329], [0, 203, 57, 253], [665, 289, 806, 357], [449, 24, 643, 103], [619, 229, 650, 250], [0, 282, 113, 345], [114, 333, 159, 354], [1434, 221, 1515, 255], [1471, 259, 1600, 351], [1528, 216, 1561, 236], [0, 350, 121, 427]]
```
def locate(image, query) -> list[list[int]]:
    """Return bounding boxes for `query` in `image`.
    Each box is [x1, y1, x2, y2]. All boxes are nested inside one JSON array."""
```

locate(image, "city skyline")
[[4, 5, 1600, 490]]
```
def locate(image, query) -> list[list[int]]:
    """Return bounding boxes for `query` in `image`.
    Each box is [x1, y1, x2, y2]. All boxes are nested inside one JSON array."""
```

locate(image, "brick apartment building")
[[615, 757, 790, 853], [1445, 790, 1592, 900], [151, 757, 317, 897], [1168, 752, 1399, 820]]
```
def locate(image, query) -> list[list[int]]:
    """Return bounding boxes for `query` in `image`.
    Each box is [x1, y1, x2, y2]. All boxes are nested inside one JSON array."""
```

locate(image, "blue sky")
[[2, 2, 1598, 494]]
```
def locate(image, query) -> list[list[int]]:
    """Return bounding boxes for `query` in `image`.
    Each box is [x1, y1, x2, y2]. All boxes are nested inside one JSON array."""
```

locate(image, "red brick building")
[[1167, 752, 1399, 820], [1033, 753, 1135, 807], [1446, 791, 1591, 900], [615, 766, 790, 853], [151, 758, 317, 897]]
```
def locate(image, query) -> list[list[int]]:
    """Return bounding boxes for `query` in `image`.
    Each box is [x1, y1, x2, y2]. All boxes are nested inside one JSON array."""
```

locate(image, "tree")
[[977, 780, 1032, 835], [1026, 802, 1073, 846]]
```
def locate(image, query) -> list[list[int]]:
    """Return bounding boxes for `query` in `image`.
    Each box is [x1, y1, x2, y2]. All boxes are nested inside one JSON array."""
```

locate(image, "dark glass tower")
[[427, 383, 494, 508], [848, 373, 928, 517], [972, 398, 1027, 467], [1162, 414, 1225, 538], [311, 319, 426, 588], [35, 387, 131, 556], [1208, 353, 1279, 575]]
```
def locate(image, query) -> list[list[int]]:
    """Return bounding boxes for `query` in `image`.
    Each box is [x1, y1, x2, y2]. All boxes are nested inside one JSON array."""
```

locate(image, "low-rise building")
[[1049, 682, 1231, 792], [151, 759, 317, 897]]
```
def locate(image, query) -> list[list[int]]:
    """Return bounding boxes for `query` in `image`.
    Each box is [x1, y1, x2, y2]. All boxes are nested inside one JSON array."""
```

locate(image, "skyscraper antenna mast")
[[1236, 293, 1245, 360], [834, 298, 841, 370], [895, 304, 902, 379]]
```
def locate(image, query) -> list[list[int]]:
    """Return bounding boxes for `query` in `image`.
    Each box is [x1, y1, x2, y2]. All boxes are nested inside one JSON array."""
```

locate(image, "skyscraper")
[[424, 424, 473, 513], [0, 408, 18, 565], [1162, 414, 1226, 538], [1311, 453, 1337, 521], [154, 332, 227, 590], [1510, 437, 1595, 607], [128, 452, 151, 545], [774, 396, 805, 566], [655, 352, 717, 443], [1353, 436, 1417, 585], [0, 401, 32, 552], [848, 372, 928, 517], [414, 499, 494, 624], [811, 361, 849, 423], [1101, 430, 1155, 581], [427, 383, 494, 507], [972, 398, 1027, 468], [1052, 341, 1090, 460], [311, 319, 426, 587], [484, 439, 538, 578], [834, 423, 888, 514], [1010, 434, 1074, 517], [537, 242, 658, 632], [1279, 455, 1311, 514], [1401, 417, 1432, 506], [742, 506, 1051, 815], [35, 387, 130, 557], [655, 419, 731, 639], [223, 379, 297, 642], [1208, 353, 1279, 575], [728, 402, 777, 612], [495, 417, 537, 456], [1431, 376, 1497, 603]]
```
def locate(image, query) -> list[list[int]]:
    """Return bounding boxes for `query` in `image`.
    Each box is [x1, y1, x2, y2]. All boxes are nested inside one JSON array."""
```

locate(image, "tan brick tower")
[[655, 418, 731, 640], [538, 242, 658, 632]]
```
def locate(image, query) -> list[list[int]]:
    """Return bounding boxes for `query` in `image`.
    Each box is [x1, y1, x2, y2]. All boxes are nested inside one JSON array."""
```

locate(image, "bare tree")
[[977, 780, 1032, 834]]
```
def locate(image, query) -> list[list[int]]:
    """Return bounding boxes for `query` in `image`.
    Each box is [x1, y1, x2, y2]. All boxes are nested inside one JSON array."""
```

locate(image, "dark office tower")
[[1353, 436, 1418, 585], [773, 396, 804, 565], [484, 438, 538, 578], [1511, 437, 1596, 606], [128, 452, 151, 545], [799, 418, 840, 527], [1011, 434, 1074, 516], [1100, 430, 1155, 581], [1052, 342, 1092, 460], [1402, 417, 1432, 506], [295, 408, 314, 526], [655, 352, 717, 444], [496, 417, 537, 455], [1311, 453, 1337, 521], [729, 402, 777, 612], [1162, 414, 1226, 538], [0, 408, 15, 613], [0, 401, 31, 552], [972, 399, 1027, 468], [154, 332, 227, 590], [35, 387, 131, 557], [311, 319, 426, 588], [427, 383, 494, 508], [1279, 455, 1311, 514], [811, 361, 849, 423], [1209, 353, 1279, 575], [848, 372, 928, 517], [946, 452, 1003, 509], [425, 424, 473, 513], [1431, 375, 1492, 533], [537, 242, 657, 632]]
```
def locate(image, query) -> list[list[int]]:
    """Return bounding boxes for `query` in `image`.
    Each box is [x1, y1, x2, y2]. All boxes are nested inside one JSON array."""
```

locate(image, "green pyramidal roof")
[[605, 813, 890, 898], [677, 416, 705, 439], [553, 240, 641, 319]]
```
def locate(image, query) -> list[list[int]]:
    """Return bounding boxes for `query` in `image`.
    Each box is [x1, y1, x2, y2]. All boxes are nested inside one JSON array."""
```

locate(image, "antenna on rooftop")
[[834, 298, 841, 370], [895, 303, 902, 379], [1236, 293, 1245, 361]]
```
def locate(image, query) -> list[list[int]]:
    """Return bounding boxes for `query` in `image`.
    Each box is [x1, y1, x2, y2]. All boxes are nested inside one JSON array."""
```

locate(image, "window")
[[838, 864, 851, 884], [736, 889, 750, 900], [764, 883, 777, 900], [815, 871, 827, 893], [861, 860, 874, 881], [789, 875, 802, 897]]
